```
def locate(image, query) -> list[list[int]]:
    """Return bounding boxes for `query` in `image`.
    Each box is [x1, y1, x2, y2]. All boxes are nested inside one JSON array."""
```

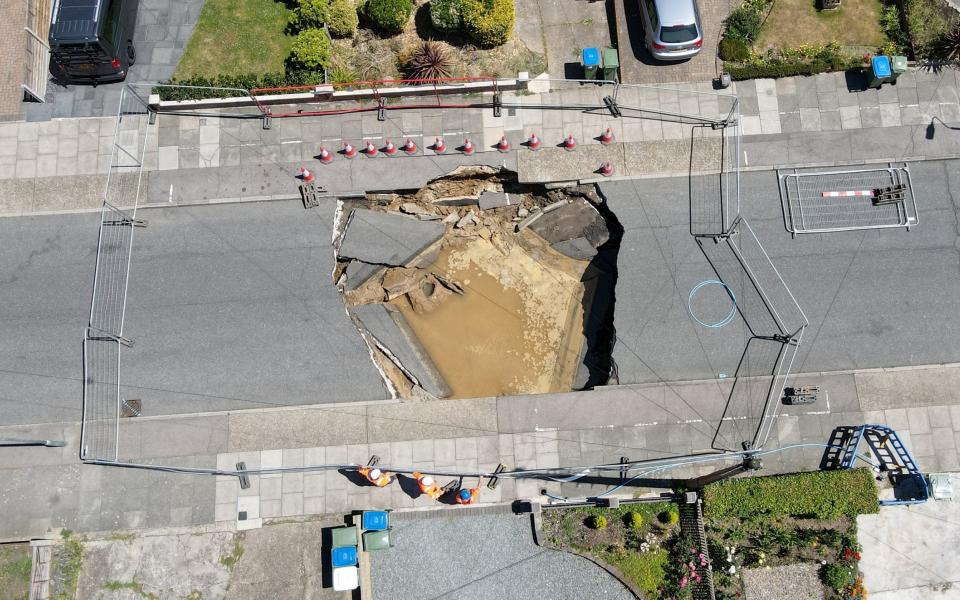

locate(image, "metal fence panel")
[[81, 336, 120, 461], [779, 164, 919, 234]]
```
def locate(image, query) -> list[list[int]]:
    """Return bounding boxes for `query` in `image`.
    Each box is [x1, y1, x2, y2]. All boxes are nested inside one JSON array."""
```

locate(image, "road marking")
[[743, 150, 749, 166], [168, 184, 173, 203], [281, 140, 302, 145]]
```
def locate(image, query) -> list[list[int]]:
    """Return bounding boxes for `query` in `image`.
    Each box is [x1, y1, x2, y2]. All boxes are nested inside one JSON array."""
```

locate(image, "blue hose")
[[688, 279, 737, 328]]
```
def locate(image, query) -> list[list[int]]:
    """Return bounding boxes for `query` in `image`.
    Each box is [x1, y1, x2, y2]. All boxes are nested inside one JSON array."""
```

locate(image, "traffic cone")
[[433, 137, 446, 153], [383, 139, 398, 156], [363, 139, 378, 157], [342, 141, 357, 159], [461, 138, 475, 155], [599, 161, 614, 177], [563, 134, 577, 151], [318, 146, 333, 164], [402, 138, 418, 155], [496, 136, 511, 153], [299, 166, 314, 182], [600, 127, 614, 145], [527, 133, 541, 150]]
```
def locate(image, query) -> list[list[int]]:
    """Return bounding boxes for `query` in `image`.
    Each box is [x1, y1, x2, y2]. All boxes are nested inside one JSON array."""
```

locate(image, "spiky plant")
[[405, 42, 452, 81], [937, 24, 960, 62]]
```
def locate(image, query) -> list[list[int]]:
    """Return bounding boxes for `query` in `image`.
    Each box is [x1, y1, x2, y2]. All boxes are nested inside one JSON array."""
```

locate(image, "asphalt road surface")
[[0, 199, 388, 426], [601, 157, 960, 385]]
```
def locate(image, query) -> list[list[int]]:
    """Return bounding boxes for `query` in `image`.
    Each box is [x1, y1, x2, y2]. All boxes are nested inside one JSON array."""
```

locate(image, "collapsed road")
[[332, 167, 622, 400]]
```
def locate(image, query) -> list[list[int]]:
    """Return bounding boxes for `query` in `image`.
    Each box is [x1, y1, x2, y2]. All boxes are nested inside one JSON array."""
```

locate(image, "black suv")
[[49, 0, 140, 85]]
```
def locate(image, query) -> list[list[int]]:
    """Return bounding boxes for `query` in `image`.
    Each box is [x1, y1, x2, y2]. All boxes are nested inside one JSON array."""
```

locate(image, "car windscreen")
[[659, 23, 698, 43]]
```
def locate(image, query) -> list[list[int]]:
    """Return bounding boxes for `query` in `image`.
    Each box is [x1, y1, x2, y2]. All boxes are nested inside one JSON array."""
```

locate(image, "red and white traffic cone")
[[299, 166, 314, 182], [527, 133, 541, 150], [342, 141, 357, 159], [599, 161, 614, 177], [600, 127, 614, 145], [383, 139, 398, 156], [318, 146, 333, 164], [433, 137, 446, 153], [496, 136, 511, 153], [461, 138, 475, 156], [562, 134, 577, 151], [402, 138, 418, 155], [363, 139, 378, 157]]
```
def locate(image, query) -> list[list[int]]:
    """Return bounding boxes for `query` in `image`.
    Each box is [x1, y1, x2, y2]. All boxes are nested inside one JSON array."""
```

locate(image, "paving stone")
[[820, 110, 842, 131], [839, 106, 862, 130], [911, 433, 934, 457], [857, 88, 880, 107], [434, 439, 456, 466], [907, 407, 932, 435], [455, 437, 478, 460], [880, 103, 902, 127], [860, 107, 883, 128], [800, 108, 821, 131], [931, 427, 956, 450]]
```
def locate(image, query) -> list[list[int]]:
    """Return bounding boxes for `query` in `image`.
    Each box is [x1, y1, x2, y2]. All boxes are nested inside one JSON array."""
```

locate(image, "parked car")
[[49, 0, 141, 85], [639, 0, 703, 61]]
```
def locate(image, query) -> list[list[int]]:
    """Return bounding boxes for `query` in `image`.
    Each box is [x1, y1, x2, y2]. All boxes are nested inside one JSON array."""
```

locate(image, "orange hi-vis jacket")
[[359, 466, 392, 487], [412, 471, 443, 500]]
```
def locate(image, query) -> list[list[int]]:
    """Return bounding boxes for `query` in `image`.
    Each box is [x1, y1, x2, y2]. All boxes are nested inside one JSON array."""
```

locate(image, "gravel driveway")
[[369, 510, 636, 600]]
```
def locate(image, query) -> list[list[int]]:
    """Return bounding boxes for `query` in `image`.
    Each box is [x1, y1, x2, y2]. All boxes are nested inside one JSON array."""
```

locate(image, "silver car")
[[639, 0, 703, 61]]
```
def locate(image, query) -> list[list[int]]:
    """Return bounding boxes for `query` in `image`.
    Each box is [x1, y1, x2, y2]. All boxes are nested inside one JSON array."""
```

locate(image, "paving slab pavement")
[[858, 473, 960, 599]]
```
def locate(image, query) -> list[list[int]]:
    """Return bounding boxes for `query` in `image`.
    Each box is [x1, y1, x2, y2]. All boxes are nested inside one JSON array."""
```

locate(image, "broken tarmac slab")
[[478, 190, 519, 210], [337, 208, 445, 266], [350, 303, 452, 399]]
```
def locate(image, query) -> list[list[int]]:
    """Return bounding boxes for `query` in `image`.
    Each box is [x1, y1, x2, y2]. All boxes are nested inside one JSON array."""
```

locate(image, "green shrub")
[[625, 511, 644, 530], [880, 5, 911, 53], [589, 514, 608, 529], [461, 0, 514, 48], [295, 0, 328, 29], [907, 0, 959, 58], [724, 5, 762, 43], [290, 28, 332, 70], [328, 0, 359, 37], [823, 562, 854, 592], [364, 0, 412, 34], [719, 36, 750, 61], [703, 469, 880, 520], [658, 507, 679, 525], [430, 0, 463, 32]]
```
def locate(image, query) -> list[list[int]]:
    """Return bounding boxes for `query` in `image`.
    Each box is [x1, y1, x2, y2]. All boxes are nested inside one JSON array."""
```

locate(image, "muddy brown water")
[[394, 232, 589, 398]]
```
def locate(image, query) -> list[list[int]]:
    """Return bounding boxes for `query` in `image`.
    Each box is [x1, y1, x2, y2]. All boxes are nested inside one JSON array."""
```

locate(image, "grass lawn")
[[757, 0, 887, 49], [175, 0, 295, 78], [0, 544, 32, 600]]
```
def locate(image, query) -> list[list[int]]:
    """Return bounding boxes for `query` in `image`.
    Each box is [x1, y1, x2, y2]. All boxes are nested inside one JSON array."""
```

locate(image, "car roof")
[[50, 0, 105, 41], [653, 0, 698, 26]]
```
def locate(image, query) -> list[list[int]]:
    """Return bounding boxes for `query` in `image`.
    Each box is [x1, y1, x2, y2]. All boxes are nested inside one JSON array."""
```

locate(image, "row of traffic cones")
[[312, 128, 618, 163]]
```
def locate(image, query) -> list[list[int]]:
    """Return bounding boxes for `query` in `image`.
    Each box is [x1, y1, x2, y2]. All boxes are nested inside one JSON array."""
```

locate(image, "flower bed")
[[541, 502, 682, 598], [703, 469, 878, 600]]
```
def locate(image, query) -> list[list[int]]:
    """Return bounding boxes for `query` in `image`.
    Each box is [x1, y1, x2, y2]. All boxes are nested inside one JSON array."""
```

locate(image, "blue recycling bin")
[[868, 55, 892, 89], [361, 510, 389, 532], [582, 47, 600, 80], [331, 545, 358, 568]]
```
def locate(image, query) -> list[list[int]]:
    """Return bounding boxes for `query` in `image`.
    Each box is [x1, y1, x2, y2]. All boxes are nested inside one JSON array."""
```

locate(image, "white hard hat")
[[369, 468, 382, 479], [421, 476, 434, 486]]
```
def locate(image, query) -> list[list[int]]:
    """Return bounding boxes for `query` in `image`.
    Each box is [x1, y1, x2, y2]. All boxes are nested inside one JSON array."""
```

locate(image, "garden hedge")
[[295, 0, 329, 29], [364, 0, 412, 34], [291, 28, 332, 70], [703, 468, 879, 520], [461, 0, 513, 47], [430, 0, 462, 32], [328, 0, 359, 37]]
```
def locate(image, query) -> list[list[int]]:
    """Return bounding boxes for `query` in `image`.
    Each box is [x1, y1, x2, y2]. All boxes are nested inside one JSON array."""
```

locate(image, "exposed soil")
[[336, 169, 607, 399]]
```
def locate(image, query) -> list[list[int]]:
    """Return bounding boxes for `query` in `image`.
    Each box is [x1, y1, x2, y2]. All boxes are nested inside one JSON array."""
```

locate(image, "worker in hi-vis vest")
[[358, 466, 392, 487], [456, 480, 482, 505], [412, 471, 443, 500]]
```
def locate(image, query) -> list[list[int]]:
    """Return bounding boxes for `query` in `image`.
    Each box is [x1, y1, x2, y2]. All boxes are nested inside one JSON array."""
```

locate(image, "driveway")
[[857, 473, 960, 599], [369, 510, 635, 599], [25, 0, 204, 121], [614, 0, 735, 84]]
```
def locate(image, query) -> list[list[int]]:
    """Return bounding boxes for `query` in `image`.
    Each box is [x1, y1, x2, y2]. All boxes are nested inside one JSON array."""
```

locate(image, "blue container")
[[871, 55, 891, 78], [362, 510, 389, 532], [582, 47, 600, 79], [331, 545, 358, 568]]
